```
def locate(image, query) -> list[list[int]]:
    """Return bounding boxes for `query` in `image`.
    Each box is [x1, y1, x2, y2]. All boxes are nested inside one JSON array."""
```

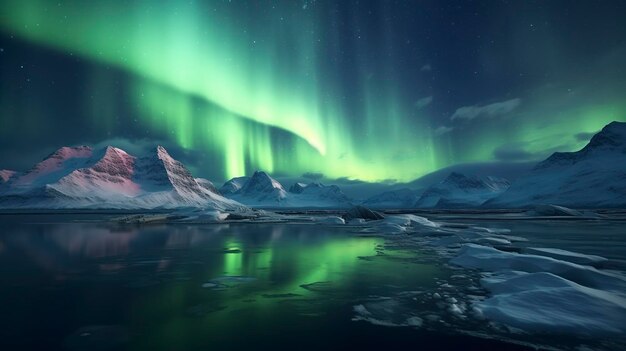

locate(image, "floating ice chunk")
[[448, 303, 465, 316], [390, 214, 439, 228], [314, 216, 346, 225], [195, 210, 230, 221], [406, 316, 423, 327], [529, 204, 586, 217], [347, 218, 366, 225], [521, 247, 608, 266], [300, 281, 336, 293], [476, 271, 626, 335], [358, 214, 440, 235], [451, 244, 626, 292], [522, 205, 603, 219], [475, 227, 511, 234], [374, 223, 407, 234], [174, 209, 230, 222], [352, 299, 423, 327], [207, 276, 257, 287], [472, 237, 511, 246]]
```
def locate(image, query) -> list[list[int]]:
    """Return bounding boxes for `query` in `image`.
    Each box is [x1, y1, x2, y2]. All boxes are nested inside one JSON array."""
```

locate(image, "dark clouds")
[[575, 131, 597, 142]]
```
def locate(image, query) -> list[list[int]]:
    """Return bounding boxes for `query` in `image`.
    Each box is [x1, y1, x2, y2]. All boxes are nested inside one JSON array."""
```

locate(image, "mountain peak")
[[289, 182, 308, 194], [10, 145, 94, 187], [220, 176, 250, 195], [0, 144, 246, 210], [416, 172, 510, 208], [442, 172, 482, 188], [0, 169, 16, 183], [243, 171, 285, 192], [488, 121, 626, 208], [251, 170, 271, 179], [100, 146, 130, 159], [155, 145, 173, 160], [47, 145, 93, 161], [537, 121, 626, 170], [90, 146, 135, 178], [289, 182, 324, 194], [236, 170, 287, 202], [586, 121, 626, 150]]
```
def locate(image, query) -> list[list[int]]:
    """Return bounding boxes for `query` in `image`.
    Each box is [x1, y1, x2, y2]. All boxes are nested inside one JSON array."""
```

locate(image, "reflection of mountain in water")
[[0, 216, 381, 285]]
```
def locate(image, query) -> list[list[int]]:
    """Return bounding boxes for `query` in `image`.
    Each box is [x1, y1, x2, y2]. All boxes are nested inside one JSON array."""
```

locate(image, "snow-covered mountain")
[[415, 172, 510, 208], [487, 121, 626, 208], [195, 178, 219, 194], [288, 182, 352, 206], [219, 176, 250, 195], [232, 171, 288, 204], [221, 172, 352, 208], [0, 145, 246, 210], [362, 188, 422, 209]]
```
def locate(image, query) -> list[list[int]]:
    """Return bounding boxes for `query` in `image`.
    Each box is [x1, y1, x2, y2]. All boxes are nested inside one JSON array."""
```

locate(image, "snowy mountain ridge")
[[0, 145, 246, 210], [222, 173, 352, 208], [487, 121, 626, 208], [415, 172, 511, 208]]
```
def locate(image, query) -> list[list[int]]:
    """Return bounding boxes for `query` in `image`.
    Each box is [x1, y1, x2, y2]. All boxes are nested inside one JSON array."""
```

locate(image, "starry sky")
[[1, 0, 625, 184]]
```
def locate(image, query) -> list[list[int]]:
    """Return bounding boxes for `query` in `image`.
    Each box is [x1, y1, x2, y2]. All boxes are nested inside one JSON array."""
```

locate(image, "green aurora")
[[1, 0, 624, 182]]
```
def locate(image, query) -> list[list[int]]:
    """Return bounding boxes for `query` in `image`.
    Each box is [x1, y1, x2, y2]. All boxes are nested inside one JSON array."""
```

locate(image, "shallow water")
[[0, 214, 620, 350]]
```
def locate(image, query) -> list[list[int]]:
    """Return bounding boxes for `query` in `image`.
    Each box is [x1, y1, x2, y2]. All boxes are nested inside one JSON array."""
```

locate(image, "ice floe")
[[451, 244, 626, 291], [521, 247, 608, 267], [348, 208, 626, 347], [476, 271, 626, 335]]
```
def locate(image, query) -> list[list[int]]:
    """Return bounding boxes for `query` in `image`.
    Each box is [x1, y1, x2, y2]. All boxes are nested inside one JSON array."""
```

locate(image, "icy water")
[[428, 214, 626, 265], [0, 214, 622, 351]]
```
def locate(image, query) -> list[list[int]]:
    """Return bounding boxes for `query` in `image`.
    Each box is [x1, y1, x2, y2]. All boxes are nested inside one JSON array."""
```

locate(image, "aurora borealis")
[[1, 0, 625, 183]]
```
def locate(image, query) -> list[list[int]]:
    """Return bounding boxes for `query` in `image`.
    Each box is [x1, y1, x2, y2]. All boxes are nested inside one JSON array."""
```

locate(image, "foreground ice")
[[521, 247, 608, 266], [451, 244, 626, 291], [342, 208, 626, 347], [477, 271, 626, 335]]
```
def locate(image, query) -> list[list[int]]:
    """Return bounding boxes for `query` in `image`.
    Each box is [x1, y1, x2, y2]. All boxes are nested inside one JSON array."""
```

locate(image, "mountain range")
[[1, 121, 625, 209], [414, 173, 510, 208], [0, 145, 245, 210], [221, 171, 352, 208]]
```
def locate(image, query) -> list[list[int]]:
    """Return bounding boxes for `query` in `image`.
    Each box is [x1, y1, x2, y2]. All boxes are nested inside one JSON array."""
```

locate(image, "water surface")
[[0, 214, 546, 350]]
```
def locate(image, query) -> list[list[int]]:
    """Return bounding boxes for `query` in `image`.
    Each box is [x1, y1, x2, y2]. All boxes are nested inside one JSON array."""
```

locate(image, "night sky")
[[1, 0, 625, 183]]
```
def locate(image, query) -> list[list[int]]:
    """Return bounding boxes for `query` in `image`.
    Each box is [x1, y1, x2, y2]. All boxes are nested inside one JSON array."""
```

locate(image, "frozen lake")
[[0, 213, 624, 350]]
